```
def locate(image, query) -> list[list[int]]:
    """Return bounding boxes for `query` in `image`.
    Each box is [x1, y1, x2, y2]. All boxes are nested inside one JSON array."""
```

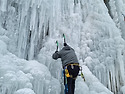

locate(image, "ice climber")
[[52, 40, 80, 94]]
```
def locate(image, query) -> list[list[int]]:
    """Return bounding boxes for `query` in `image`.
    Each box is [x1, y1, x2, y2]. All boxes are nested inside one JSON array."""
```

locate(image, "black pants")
[[64, 65, 79, 94]]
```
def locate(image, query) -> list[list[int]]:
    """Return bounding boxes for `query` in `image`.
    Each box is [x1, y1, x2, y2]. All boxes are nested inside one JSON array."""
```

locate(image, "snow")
[[0, 0, 7, 12], [0, 40, 8, 55], [0, 53, 60, 94], [14, 88, 35, 94], [0, 0, 125, 94], [75, 65, 113, 94], [120, 86, 125, 94]]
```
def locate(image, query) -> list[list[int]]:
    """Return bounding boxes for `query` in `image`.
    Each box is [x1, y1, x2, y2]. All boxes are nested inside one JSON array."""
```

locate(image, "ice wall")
[[0, 0, 125, 94], [79, 1, 125, 94], [0, 46, 61, 94], [104, 0, 125, 39], [0, 17, 61, 94]]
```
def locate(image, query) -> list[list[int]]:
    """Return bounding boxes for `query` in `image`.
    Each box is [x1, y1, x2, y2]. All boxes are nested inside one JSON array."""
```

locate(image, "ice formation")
[[0, 0, 125, 94]]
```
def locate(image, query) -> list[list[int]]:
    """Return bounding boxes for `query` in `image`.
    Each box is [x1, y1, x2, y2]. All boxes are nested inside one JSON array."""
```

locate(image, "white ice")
[[0, 0, 125, 94]]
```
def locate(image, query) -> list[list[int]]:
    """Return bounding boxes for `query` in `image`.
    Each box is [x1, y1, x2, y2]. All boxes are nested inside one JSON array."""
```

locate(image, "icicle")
[[0, 0, 7, 12]]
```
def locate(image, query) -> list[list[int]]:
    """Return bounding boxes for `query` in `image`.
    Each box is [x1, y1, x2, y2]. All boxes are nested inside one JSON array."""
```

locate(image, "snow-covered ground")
[[0, 0, 125, 94]]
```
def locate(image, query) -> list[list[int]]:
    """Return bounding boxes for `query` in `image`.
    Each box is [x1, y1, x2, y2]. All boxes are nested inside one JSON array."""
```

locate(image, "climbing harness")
[[64, 63, 85, 81], [79, 66, 86, 81], [64, 66, 73, 78]]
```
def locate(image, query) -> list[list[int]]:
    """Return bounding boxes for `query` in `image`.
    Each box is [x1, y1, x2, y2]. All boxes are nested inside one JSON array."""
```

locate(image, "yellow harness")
[[64, 63, 85, 81], [64, 63, 79, 79]]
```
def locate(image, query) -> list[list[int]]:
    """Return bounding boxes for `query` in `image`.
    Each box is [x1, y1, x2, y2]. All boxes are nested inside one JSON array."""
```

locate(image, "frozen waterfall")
[[0, 0, 125, 94]]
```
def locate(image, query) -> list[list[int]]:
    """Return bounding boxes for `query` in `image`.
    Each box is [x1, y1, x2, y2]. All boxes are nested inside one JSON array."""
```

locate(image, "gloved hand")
[[55, 51, 58, 53], [64, 43, 67, 46]]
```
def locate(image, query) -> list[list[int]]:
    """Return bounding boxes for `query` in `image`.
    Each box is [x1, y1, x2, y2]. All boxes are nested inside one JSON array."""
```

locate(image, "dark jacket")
[[52, 45, 79, 67]]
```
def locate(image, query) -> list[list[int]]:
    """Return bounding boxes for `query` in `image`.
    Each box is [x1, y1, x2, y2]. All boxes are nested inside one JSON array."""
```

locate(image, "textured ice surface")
[[0, 0, 125, 94]]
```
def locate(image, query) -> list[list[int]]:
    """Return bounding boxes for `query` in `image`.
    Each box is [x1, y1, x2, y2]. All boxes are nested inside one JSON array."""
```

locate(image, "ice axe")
[[63, 34, 66, 43], [56, 41, 58, 51]]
